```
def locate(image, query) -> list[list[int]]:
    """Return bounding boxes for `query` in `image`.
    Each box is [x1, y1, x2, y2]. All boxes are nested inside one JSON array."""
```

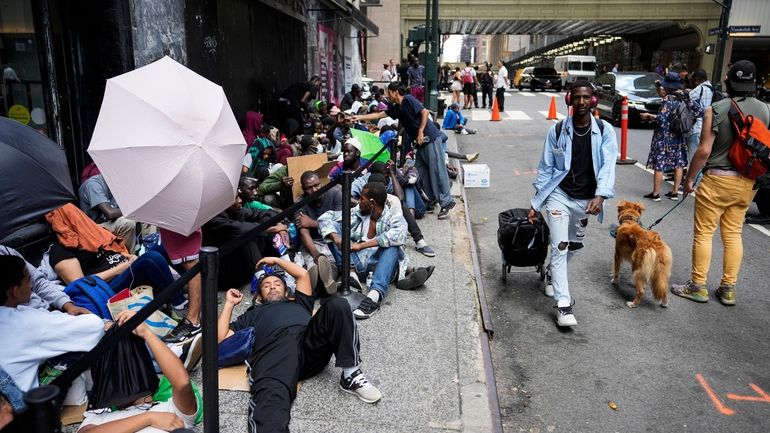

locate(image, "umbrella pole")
[[200, 246, 220, 433], [336, 170, 365, 310]]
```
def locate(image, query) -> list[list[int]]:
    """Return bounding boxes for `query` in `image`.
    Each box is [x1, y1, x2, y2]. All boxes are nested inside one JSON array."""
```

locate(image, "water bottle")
[[288, 223, 298, 245], [272, 234, 288, 256], [365, 272, 373, 291]]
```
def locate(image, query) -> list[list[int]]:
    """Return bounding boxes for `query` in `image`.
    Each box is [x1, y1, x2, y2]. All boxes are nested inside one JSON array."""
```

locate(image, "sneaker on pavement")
[[353, 297, 380, 319], [670, 280, 709, 303], [460, 129, 469, 135], [426, 201, 438, 214], [466, 152, 480, 162], [415, 239, 436, 257], [178, 333, 203, 372], [396, 267, 432, 290], [467, 128, 477, 134], [162, 318, 202, 344], [437, 201, 456, 220], [317, 256, 336, 294], [665, 191, 679, 201], [544, 271, 554, 298], [339, 369, 382, 403], [347, 272, 363, 292], [715, 285, 736, 306], [643, 192, 661, 202], [555, 304, 577, 327]]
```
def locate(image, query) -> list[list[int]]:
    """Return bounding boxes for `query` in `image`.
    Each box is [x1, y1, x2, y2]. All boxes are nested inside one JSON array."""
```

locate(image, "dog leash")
[[646, 170, 704, 230]]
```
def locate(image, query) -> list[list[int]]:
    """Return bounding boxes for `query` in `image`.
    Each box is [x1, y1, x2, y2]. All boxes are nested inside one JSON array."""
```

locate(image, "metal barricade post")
[[199, 246, 220, 433], [336, 170, 365, 309], [24, 385, 62, 433]]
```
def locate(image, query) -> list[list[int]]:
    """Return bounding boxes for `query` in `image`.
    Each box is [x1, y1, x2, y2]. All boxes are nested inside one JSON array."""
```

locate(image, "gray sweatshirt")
[[0, 245, 71, 310]]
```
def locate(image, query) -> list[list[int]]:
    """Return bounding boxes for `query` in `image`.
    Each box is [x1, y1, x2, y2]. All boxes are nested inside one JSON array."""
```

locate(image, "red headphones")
[[565, 82, 599, 108]]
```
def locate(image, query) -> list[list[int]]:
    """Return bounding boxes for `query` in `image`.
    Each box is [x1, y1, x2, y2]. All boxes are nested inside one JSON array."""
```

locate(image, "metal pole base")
[[616, 158, 637, 165], [335, 288, 367, 311]]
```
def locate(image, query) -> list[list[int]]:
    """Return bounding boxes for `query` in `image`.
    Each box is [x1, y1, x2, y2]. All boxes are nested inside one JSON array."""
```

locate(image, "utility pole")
[[712, 0, 732, 91], [423, 0, 440, 113]]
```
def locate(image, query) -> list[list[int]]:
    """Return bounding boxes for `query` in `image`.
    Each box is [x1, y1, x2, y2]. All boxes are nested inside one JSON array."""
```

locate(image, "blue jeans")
[[404, 186, 426, 219], [686, 132, 700, 164], [416, 135, 454, 208], [0, 366, 25, 412], [543, 188, 589, 305], [109, 251, 174, 294], [329, 243, 402, 299]]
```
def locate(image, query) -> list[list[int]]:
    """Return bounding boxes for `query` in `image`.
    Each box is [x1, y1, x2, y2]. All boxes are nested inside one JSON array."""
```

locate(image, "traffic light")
[[407, 25, 426, 45]]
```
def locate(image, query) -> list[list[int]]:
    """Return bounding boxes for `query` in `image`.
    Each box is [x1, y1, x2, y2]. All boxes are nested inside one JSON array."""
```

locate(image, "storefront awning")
[[318, 0, 378, 35]]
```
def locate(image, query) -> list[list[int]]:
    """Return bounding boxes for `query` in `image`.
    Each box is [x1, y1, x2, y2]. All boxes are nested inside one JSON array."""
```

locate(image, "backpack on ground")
[[462, 67, 473, 84], [497, 208, 549, 268], [727, 99, 770, 179], [64, 275, 114, 319], [670, 94, 696, 136], [704, 84, 724, 103]]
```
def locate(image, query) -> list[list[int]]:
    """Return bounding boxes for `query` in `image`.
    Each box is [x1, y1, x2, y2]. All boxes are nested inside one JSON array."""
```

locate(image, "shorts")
[[159, 228, 202, 265], [463, 82, 474, 95]]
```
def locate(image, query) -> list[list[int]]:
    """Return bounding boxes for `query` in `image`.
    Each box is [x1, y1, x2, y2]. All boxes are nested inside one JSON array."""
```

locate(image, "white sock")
[[342, 366, 360, 378], [557, 300, 571, 308], [367, 290, 381, 303], [415, 239, 427, 249]]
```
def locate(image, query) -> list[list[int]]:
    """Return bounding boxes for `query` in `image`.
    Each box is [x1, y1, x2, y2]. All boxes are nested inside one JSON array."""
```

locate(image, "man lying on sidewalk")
[[318, 182, 434, 319], [217, 257, 381, 433]]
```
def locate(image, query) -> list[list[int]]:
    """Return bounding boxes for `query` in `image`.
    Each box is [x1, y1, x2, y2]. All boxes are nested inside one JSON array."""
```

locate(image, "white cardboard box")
[[463, 164, 490, 188]]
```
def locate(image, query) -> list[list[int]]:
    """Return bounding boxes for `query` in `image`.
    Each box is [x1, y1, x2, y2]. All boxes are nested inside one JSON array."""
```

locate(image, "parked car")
[[595, 71, 662, 126], [517, 66, 562, 92]]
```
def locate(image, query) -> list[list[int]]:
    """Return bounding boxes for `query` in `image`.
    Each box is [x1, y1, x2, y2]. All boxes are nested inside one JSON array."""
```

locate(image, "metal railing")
[[22, 145, 387, 432]]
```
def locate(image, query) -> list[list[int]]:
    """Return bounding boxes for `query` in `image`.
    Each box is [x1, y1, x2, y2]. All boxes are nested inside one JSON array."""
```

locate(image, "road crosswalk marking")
[[504, 110, 532, 120], [537, 110, 566, 120], [471, 109, 491, 121], [515, 91, 535, 97]]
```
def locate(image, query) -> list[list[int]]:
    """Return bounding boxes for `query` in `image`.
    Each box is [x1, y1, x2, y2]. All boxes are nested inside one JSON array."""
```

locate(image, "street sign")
[[729, 25, 761, 33], [705, 43, 716, 54], [708, 27, 722, 36]]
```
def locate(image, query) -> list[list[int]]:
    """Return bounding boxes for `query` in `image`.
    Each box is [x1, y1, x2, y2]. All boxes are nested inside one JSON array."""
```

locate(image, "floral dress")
[[646, 94, 701, 172]]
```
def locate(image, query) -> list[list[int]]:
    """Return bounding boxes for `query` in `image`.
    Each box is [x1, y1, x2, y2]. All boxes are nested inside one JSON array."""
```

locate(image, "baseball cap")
[[728, 60, 756, 92]]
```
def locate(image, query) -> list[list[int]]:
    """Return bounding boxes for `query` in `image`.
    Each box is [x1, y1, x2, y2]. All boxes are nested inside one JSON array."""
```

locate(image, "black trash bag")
[[87, 327, 160, 410], [497, 208, 549, 268]]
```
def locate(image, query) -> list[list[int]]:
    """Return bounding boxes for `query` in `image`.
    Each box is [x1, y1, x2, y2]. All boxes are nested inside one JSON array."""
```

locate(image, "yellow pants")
[[691, 174, 756, 287]]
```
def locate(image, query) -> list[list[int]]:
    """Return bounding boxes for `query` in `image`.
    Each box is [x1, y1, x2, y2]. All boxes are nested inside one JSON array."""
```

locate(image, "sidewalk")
[[212, 133, 493, 433]]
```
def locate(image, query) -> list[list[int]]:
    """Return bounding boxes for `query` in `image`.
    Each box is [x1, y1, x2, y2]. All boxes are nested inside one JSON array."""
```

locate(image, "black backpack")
[[704, 84, 724, 103], [497, 208, 549, 268]]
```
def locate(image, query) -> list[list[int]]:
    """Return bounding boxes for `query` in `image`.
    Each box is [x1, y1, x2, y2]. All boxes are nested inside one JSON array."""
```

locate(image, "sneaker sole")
[[183, 334, 204, 372], [396, 268, 430, 290], [556, 317, 577, 327], [317, 256, 336, 292], [716, 291, 736, 306], [308, 265, 319, 291], [416, 247, 436, 257], [353, 309, 378, 320], [338, 384, 381, 403]]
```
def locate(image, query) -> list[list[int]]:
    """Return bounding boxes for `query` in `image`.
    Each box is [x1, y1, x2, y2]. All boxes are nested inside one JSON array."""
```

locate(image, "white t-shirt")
[[496, 66, 508, 89], [0, 306, 104, 391], [79, 398, 198, 432], [386, 194, 402, 214]]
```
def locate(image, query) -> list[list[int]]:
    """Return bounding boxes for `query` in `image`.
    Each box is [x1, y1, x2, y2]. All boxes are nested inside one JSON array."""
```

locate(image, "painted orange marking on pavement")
[[727, 383, 770, 403], [696, 374, 736, 415]]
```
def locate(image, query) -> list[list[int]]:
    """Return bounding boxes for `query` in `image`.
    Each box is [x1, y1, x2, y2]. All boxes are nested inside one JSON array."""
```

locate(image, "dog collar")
[[619, 215, 642, 226]]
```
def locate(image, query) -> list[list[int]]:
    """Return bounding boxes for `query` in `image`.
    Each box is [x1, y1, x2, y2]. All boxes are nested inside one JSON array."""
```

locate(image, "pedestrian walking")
[[479, 66, 494, 109], [640, 73, 701, 201], [461, 61, 476, 109], [528, 81, 617, 327], [450, 67, 463, 105], [381, 63, 393, 83], [685, 69, 714, 163], [354, 83, 456, 219], [672, 60, 770, 306], [495, 60, 509, 111]]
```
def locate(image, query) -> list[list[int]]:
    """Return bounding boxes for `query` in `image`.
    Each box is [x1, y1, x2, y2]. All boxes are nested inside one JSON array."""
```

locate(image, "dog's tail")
[[651, 245, 673, 301]]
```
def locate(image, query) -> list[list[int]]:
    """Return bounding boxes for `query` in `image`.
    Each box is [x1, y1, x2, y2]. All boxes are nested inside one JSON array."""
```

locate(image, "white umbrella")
[[88, 56, 246, 236]]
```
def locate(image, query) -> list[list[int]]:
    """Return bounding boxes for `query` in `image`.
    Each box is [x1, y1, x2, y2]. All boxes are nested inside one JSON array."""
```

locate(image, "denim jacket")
[[0, 366, 25, 413], [530, 116, 617, 223]]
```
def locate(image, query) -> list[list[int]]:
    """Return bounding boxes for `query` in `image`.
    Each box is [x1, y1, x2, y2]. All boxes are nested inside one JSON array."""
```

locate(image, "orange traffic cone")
[[491, 95, 501, 121], [547, 96, 558, 120]]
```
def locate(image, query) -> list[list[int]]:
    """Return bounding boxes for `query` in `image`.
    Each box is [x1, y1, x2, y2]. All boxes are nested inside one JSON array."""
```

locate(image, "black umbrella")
[[0, 117, 75, 240]]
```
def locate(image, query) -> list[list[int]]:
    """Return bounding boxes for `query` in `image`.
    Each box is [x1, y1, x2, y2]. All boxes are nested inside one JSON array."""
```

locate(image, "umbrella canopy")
[[0, 117, 75, 240], [88, 56, 246, 236], [349, 129, 390, 163]]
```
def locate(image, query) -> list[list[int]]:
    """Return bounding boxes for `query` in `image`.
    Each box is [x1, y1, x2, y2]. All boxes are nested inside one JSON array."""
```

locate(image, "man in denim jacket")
[[528, 81, 617, 327]]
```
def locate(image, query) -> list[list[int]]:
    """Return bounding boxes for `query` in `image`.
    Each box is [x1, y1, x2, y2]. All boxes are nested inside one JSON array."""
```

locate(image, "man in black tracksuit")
[[217, 257, 382, 433]]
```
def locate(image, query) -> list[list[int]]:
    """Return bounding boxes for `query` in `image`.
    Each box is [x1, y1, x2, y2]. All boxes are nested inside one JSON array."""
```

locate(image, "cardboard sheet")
[[218, 364, 301, 393], [287, 154, 331, 199], [60, 403, 87, 425]]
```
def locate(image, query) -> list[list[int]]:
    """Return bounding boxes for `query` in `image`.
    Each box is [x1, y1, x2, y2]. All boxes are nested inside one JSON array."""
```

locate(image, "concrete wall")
[[365, 0, 401, 80], [129, 0, 186, 67]]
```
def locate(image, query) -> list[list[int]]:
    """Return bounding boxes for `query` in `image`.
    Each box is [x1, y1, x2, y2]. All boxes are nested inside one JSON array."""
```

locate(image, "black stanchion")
[[336, 170, 365, 310], [24, 385, 62, 433], [199, 247, 220, 433]]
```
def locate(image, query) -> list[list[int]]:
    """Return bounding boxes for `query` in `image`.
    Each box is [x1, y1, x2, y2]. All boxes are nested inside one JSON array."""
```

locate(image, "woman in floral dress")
[[640, 72, 701, 201]]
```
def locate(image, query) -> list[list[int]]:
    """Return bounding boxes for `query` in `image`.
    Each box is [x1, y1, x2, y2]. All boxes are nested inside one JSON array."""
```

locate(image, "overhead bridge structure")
[[400, 0, 724, 77]]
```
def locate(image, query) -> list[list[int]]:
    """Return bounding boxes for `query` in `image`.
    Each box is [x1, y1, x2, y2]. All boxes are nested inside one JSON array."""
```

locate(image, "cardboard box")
[[463, 164, 490, 188]]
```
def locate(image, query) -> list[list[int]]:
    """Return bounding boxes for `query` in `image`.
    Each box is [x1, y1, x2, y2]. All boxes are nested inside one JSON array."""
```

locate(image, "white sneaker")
[[556, 305, 577, 327], [544, 272, 554, 298], [460, 129, 469, 135], [339, 369, 382, 403]]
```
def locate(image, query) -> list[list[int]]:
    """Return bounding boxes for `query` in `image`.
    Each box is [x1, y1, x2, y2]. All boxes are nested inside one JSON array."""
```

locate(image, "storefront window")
[[1, 0, 50, 136]]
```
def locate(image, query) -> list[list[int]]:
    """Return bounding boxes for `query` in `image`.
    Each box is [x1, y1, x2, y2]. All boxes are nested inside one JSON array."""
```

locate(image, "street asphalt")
[[456, 88, 770, 433]]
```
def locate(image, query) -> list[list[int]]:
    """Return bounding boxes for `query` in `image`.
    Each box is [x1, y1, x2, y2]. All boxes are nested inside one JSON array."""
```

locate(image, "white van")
[[553, 55, 596, 87]]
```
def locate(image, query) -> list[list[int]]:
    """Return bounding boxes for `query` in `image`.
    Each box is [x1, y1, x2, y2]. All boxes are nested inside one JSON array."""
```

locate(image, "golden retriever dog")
[[611, 201, 672, 308]]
